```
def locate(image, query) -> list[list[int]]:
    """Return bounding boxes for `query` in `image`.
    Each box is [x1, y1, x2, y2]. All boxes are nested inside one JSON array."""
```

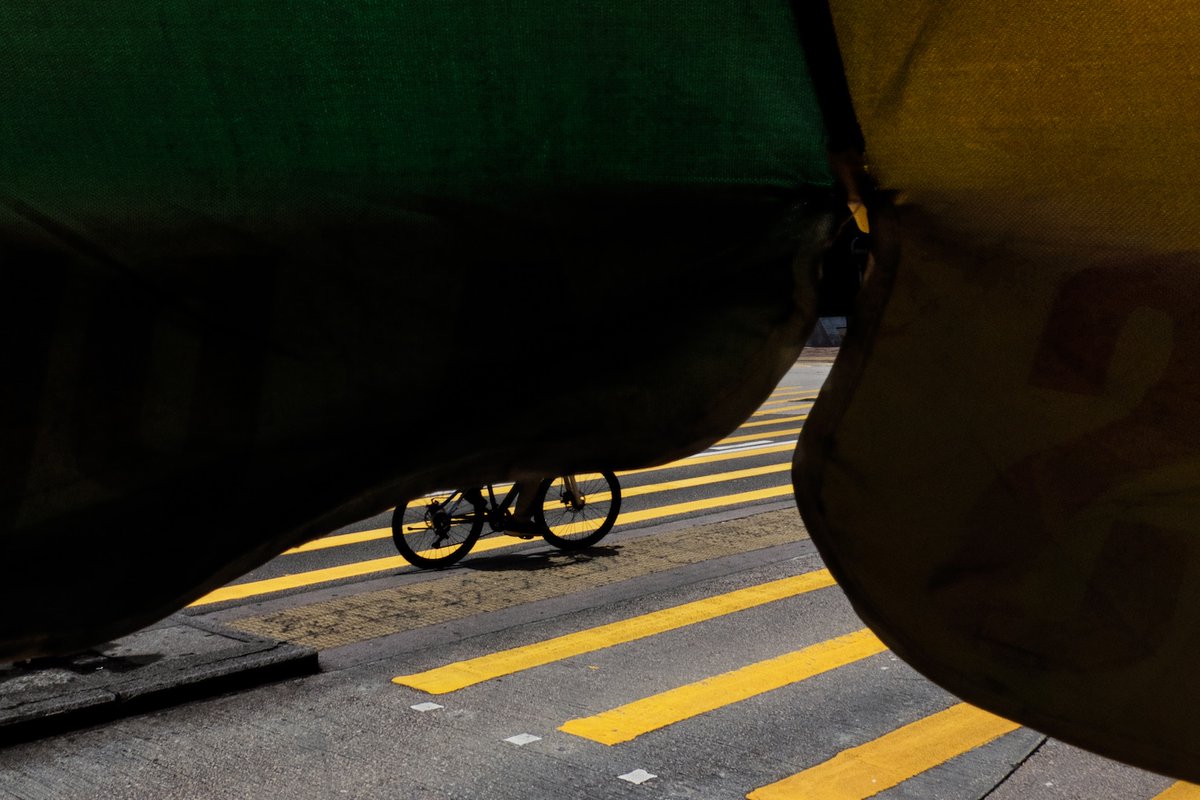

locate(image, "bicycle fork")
[[561, 475, 586, 511]]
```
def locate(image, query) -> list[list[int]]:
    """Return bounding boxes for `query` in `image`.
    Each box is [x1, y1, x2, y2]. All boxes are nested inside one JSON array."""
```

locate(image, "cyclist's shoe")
[[504, 516, 539, 537]]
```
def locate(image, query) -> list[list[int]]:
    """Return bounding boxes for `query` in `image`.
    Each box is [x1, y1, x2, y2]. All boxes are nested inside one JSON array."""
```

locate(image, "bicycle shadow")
[[463, 545, 622, 572]]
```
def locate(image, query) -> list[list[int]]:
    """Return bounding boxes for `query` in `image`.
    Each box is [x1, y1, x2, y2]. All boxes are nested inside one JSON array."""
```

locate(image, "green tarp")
[[2, 2, 831, 217]]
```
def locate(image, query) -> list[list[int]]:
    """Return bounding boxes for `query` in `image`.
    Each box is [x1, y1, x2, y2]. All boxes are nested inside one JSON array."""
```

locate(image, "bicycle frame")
[[422, 489, 480, 531], [480, 483, 522, 532], [485, 477, 586, 527], [417, 484, 527, 535]]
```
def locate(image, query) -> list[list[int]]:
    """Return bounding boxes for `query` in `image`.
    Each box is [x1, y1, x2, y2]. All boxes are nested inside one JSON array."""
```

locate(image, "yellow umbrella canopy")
[[797, 0, 1200, 780]]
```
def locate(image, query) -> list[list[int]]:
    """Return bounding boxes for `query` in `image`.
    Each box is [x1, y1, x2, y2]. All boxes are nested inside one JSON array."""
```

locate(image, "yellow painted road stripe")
[[767, 388, 818, 400], [392, 569, 837, 693], [190, 482, 797, 607], [285, 531, 388, 555], [625, 442, 794, 474], [193, 555, 413, 606], [749, 406, 810, 422], [717, 427, 801, 446], [192, 535, 527, 606], [746, 703, 1021, 800], [617, 484, 793, 524], [760, 390, 814, 400], [560, 629, 886, 745], [739, 414, 807, 429], [754, 401, 812, 416], [1155, 784, 1200, 799], [287, 524, 430, 555], [623, 463, 789, 497]]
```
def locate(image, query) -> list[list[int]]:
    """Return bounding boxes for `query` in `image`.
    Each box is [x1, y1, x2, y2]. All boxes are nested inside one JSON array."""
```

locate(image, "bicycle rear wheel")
[[535, 471, 622, 551], [392, 490, 484, 568]]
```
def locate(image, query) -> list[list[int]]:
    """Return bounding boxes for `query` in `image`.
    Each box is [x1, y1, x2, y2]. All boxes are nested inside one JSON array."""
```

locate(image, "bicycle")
[[391, 471, 622, 568]]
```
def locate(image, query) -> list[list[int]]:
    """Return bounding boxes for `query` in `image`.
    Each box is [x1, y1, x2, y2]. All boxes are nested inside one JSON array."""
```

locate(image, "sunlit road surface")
[[0, 353, 1188, 799]]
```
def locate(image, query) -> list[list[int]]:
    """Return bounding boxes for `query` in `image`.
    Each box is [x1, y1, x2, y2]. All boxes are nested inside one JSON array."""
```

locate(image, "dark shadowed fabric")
[[1, 2, 834, 659]]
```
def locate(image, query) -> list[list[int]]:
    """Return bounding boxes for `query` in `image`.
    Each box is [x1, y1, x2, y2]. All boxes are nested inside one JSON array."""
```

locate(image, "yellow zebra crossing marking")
[[190, 554, 414, 606], [715, 427, 801, 446], [764, 388, 818, 402], [614, 484, 792, 525], [746, 703, 1021, 800], [559, 629, 886, 745], [737, 413, 807, 429], [622, 463, 790, 499], [392, 569, 836, 693], [1155, 784, 1200, 799], [623, 442, 793, 473]]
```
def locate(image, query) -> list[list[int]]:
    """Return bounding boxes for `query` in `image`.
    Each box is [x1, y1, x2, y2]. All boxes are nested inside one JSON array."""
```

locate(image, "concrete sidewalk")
[[0, 614, 317, 745]]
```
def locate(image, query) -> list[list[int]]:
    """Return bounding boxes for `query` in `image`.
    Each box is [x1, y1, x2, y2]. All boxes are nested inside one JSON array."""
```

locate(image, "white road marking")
[[410, 702, 444, 712], [619, 770, 657, 785], [689, 439, 794, 458], [504, 734, 542, 746]]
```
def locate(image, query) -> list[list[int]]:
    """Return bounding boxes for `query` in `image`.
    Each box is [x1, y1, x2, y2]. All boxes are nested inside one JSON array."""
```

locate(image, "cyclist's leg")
[[506, 475, 544, 534], [461, 486, 485, 509], [511, 479, 541, 516]]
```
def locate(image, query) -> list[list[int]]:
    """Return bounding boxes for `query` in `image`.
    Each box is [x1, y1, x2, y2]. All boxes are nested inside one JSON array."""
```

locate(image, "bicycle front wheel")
[[392, 490, 484, 568], [535, 471, 622, 551]]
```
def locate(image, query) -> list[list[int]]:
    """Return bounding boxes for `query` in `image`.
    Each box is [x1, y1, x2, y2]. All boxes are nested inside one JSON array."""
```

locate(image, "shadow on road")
[[463, 545, 622, 572]]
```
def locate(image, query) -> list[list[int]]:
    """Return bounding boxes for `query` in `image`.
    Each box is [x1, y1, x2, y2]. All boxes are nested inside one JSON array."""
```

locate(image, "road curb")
[[0, 615, 318, 746]]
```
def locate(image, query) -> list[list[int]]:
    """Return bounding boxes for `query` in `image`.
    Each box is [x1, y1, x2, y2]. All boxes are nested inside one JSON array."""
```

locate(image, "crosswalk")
[[557, 628, 887, 746], [386, 565, 1032, 798], [392, 571, 839, 694]]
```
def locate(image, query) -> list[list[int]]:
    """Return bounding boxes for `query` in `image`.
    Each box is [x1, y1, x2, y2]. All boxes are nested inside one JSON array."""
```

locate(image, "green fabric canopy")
[[1, 1, 832, 220]]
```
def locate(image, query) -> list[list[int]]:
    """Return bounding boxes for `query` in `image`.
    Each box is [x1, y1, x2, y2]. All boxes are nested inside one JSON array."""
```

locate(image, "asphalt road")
[[0, 352, 1189, 799]]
